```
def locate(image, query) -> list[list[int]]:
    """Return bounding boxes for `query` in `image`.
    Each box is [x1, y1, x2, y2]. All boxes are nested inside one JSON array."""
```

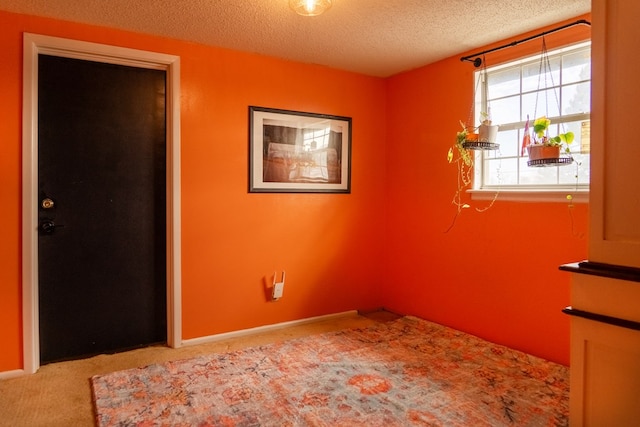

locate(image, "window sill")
[[469, 189, 588, 203]]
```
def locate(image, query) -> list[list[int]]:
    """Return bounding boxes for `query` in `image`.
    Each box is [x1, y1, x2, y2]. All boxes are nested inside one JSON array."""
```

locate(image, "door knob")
[[39, 220, 63, 234]]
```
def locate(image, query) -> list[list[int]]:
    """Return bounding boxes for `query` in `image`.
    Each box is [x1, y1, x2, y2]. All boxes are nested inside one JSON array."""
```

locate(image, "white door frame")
[[22, 33, 182, 374]]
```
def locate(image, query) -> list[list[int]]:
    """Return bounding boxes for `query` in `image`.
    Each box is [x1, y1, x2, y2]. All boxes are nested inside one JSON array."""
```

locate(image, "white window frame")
[[471, 41, 591, 203]]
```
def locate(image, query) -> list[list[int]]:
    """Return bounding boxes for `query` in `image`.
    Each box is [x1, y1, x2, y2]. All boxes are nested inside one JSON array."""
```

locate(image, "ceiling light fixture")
[[289, 0, 333, 16]]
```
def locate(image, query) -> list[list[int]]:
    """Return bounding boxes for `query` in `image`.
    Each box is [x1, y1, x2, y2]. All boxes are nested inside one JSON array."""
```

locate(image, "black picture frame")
[[249, 106, 352, 193]]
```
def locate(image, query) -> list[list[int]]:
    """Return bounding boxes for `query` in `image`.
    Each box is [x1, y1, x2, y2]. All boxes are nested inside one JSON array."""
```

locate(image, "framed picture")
[[249, 106, 352, 193]]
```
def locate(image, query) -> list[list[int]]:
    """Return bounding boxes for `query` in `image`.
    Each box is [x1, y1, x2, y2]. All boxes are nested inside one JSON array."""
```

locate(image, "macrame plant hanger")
[[461, 57, 500, 152], [446, 55, 500, 232], [524, 36, 575, 167], [535, 38, 553, 121]]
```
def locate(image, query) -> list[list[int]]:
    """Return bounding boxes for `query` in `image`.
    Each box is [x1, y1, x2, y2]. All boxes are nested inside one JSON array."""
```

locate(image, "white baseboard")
[[182, 310, 358, 347], [0, 311, 358, 377], [0, 369, 26, 380]]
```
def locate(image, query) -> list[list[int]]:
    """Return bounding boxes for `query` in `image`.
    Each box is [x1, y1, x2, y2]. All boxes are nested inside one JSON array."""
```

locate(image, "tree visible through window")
[[473, 41, 591, 192]]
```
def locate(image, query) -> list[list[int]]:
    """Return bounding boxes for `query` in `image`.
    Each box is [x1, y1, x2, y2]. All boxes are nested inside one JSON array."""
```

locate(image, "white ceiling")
[[0, 0, 590, 77]]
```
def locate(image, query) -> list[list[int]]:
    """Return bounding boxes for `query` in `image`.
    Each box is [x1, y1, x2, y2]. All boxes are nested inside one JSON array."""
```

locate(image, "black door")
[[37, 54, 167, 364]]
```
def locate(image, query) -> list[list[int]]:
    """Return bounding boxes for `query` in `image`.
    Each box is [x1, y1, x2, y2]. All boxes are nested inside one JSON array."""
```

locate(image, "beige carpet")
[[0, 311, 396, 427]]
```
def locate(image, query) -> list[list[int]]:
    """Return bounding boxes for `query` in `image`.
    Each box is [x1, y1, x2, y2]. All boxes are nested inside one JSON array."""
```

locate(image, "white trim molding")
[[470, 189, 589, 204], [182, 311, 359, 347], [22, 33, 182, 374], [0, 369, 27, 381]]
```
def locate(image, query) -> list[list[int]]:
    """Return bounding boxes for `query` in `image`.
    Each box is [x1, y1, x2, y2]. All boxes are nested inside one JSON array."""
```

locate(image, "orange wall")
[[384, 16, 591, 365], [0, 11, 387, 372], [0, 10, 590, 373]]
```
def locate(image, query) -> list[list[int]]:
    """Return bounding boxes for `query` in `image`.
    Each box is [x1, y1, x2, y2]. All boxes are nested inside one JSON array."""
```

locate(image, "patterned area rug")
[[91, 316, 569, 426]]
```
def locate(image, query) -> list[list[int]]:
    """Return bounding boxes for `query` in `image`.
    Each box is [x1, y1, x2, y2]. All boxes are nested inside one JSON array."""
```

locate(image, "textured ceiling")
[[0, 0, 591, 77]]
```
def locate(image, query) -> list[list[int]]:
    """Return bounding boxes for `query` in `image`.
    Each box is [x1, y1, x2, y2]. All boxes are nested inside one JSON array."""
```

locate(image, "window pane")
[[484, 157, 518, 186], [490, 95, 520, 124], [488, 67, 521, 98], [519, 159, 558, 185], [522, 57, 561, 93], [561, 120, 585, 154], [495, 129, 518, 157], [522, 88, 560, 120], [574, 154, 590, 185], [562, 82, 590, 115], [557, 156, 590, 186], [563, 49, 591, 84]]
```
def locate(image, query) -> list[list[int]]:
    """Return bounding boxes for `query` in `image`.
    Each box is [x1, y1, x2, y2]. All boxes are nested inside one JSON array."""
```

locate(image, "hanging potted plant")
[[445, 119, 500, 232], [478, 111, 499, 143], [524, 116, 574, 161], [446, 114, 500, 208], [451, 121, 474, 167]]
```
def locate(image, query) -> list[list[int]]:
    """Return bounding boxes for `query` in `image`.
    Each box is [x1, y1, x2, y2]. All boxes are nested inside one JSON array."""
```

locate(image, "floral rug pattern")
[[91, 316, 569, 426]]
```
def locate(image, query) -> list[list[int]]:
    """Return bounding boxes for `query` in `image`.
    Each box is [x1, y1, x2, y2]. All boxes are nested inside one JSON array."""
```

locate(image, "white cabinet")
[[563, 1, 640, 425], [589, 0, 640, 267], [562, 270, 640, 426], [569, 315, 640, 426]]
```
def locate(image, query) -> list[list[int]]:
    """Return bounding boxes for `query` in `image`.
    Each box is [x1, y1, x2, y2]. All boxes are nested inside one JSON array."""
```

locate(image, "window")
[[473, 41, 591, 199], [302, 126, 331, 151]]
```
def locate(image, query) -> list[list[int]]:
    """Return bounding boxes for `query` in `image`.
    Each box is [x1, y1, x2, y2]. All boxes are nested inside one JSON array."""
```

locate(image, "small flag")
[[521, 115, 531, 156]]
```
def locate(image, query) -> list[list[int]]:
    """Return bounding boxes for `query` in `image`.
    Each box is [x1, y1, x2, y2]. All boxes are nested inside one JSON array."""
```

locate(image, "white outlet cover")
[[273, 282, 284, 299]]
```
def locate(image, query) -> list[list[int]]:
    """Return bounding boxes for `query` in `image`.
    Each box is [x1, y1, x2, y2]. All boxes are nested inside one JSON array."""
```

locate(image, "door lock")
[[41, 198, 55, 209]]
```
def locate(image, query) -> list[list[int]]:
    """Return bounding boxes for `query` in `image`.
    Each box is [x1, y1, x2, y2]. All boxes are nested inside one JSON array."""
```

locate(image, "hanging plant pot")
[[465, 132, 479, 142], [463, 122, 499, 150], [478, 123, 499, 143], [527, 144, 559, 160]]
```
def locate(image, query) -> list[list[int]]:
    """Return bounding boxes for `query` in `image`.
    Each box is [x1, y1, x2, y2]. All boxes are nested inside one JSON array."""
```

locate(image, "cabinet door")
[[590, 0, 640, 268], [570, 317, 640, 427]]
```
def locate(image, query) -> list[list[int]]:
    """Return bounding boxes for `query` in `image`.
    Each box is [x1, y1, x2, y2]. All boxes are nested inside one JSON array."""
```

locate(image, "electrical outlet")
[[272, 271, 285, 300], [272, 282, 284, 299]]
